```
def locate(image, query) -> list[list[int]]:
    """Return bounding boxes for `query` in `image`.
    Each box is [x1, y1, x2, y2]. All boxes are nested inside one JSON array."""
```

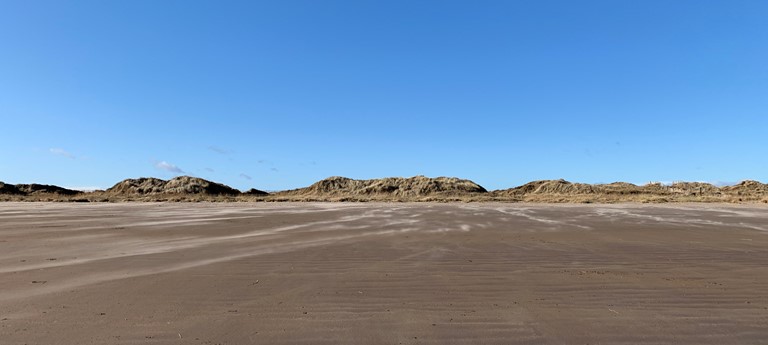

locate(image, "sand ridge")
[[3, 176, 768, 202]]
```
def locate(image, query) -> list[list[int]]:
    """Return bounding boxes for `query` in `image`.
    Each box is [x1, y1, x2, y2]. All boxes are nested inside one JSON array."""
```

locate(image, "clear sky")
[[1, 0, 766, 191]]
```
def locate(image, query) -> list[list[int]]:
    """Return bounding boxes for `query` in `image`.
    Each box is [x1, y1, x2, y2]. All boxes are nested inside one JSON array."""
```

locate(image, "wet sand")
[[1, 202, 767, 344]]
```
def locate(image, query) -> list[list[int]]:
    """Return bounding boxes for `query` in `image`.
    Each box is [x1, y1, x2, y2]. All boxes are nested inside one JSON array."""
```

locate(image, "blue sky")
[[1, 0, 766, 191]]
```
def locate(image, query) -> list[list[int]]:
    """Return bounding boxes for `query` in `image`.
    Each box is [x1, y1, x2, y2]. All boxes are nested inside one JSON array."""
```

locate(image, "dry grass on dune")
[[2, 176, 768, 203], [106, 176, 240, 196], [275, 176, 487, 198]]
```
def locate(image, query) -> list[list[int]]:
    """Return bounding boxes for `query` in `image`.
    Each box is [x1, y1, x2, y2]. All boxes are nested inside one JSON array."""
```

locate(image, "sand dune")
[[274, 175, 488, 200], [2, 176, 768, 203], [106, 176, 240, 196]]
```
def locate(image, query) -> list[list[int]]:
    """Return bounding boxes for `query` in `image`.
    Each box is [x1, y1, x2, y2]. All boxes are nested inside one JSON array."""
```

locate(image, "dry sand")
[[1, 203, 767, 344]]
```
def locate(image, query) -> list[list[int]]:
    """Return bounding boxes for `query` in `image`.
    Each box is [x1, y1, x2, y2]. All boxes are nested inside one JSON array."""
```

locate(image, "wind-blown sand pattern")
[[1, 203, 767, 344]]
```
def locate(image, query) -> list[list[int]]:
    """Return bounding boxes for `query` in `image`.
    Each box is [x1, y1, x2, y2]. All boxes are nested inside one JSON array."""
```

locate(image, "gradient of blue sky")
[[1, 0, 766, 191]]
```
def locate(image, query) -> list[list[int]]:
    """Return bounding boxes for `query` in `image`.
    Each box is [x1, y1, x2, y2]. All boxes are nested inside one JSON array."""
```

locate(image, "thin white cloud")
[[154, 161, 185, 174], [208, 146, 232, 155], [239, 173, 252, 180], [64, 186, 103, 192], [639, 181, 673, 186], [711, 180, 738, 187], [50, 148, 75, 159]]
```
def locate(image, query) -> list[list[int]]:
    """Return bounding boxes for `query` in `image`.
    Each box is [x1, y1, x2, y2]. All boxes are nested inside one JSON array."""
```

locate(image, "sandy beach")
[[1, 202, 767, 344]]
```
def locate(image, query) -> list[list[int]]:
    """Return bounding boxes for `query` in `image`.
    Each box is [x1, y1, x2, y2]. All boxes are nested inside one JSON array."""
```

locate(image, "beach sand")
[[1, 202, 767, 344]]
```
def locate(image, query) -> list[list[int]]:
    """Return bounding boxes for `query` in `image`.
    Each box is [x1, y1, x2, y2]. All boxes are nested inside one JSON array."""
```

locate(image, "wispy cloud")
[[711, 180, 738, 187], [64, 186, 103, 192], [154, 161, 185, 174], [239, 173, 252, 180], [205, 167, 215, 173], [50, 148, 75, 159], [270, 168, 279, 172], [208, 146, 232, 155]]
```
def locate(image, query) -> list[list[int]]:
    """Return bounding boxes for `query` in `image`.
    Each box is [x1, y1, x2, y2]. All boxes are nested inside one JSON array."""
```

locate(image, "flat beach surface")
[[1, 202, 767, 344]]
